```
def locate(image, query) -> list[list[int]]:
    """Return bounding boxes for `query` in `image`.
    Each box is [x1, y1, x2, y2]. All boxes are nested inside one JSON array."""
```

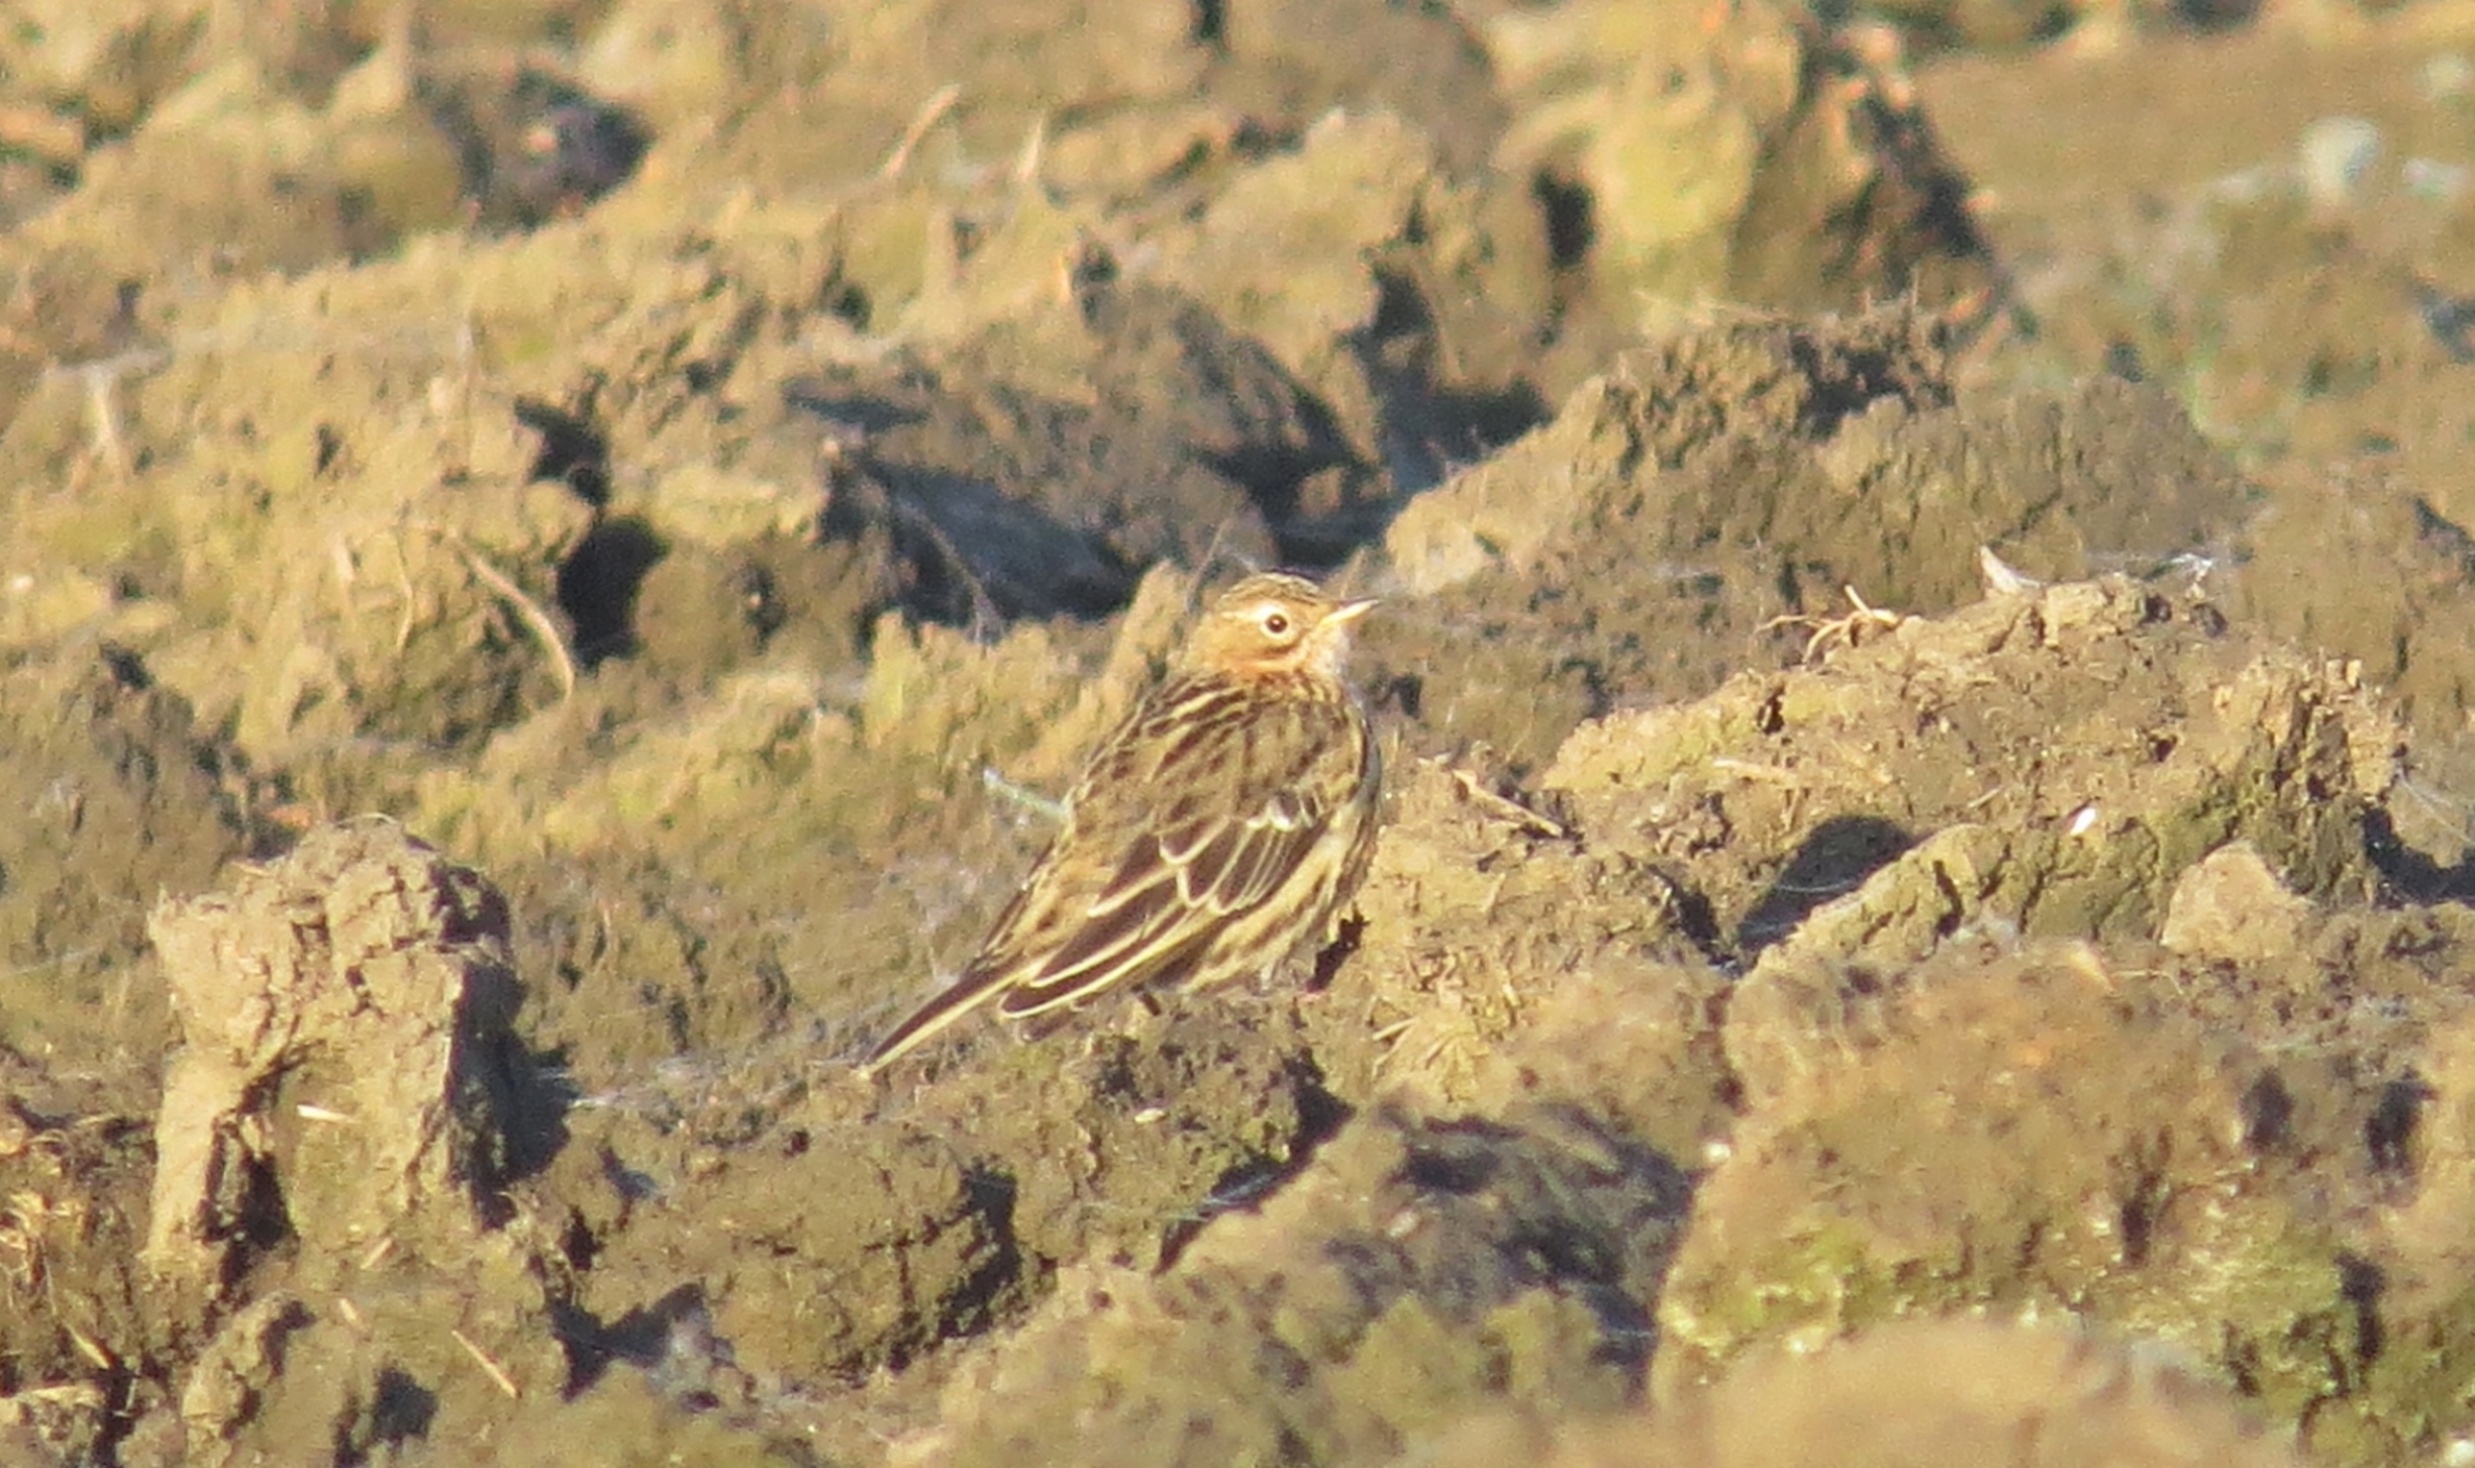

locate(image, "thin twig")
[[438, 530, 578, 702], [1012, 115, 1046, 187], [451, 1327, 521, 1399], [879, 83, 961, 180], [982, 766, 1068, 824]]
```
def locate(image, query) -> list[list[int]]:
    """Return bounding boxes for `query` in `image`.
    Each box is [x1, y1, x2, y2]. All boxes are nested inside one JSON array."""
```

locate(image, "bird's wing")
[[991, 700, 1341, 1020]]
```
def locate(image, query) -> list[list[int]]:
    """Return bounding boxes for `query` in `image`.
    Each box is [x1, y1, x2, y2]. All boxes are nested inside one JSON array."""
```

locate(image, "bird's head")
[[1186, 572, 1376, 681]]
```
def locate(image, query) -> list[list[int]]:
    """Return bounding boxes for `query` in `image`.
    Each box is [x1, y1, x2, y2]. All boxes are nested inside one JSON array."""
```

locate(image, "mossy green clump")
[[1660, 945, 2366, 1443]]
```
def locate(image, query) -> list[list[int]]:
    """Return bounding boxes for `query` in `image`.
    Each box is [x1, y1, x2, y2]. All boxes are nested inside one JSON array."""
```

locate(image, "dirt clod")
[[5, 5, 2475, 1465]]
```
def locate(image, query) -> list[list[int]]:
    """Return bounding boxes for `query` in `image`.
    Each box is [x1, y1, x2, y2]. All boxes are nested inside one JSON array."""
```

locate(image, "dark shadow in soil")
[[791, 386, 1136, 630], [516, 396, 614, 506], [1734, 815, 1918, 955], [460, 883, 577, 1193], [1156, 1052, 1354, 1272], [557, 517, 664, 666], [2366, 1072, 2433, 1179], [875, 467, 1137, 625], [1388, 1107, 1692, 1377], [781, 383, 925, 439], [494, 1038, 578, 1188], [2362, 808, 2475, 905], [948, 1162, 1029, 1344], [427, 68, 652, 232], [1340, 268, 1551, 510], [368, 1366, 441, 1449], [1533, 167, 1595, 272], [573, 1283, 718, 1396]]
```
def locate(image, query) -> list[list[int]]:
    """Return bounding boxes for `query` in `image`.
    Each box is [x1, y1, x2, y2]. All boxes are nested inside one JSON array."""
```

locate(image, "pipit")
[[861, 571, 1382, 1074]]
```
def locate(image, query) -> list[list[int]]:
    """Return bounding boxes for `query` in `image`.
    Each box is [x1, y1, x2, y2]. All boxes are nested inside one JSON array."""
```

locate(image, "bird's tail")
[[856, 968, 1007, 1077]]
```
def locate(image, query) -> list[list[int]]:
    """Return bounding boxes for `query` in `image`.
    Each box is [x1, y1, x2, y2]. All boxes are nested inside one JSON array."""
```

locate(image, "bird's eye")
[[1261, 611, 1291, 636]]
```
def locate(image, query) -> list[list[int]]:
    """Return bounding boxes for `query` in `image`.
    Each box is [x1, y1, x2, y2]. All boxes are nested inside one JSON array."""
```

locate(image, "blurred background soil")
[[4, 0, 2475, 1463]]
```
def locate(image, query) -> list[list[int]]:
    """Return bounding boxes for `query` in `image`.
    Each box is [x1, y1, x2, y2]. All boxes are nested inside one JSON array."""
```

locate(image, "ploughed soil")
[[5, 2, 2475, 1464]]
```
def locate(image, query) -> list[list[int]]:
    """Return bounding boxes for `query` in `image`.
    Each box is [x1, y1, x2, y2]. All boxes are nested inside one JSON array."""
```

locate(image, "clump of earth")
[[3, 2, 2475, 1465]]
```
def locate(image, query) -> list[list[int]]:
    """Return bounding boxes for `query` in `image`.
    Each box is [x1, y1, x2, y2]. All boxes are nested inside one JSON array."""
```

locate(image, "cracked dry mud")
[[6, 3, 2475, 1466]]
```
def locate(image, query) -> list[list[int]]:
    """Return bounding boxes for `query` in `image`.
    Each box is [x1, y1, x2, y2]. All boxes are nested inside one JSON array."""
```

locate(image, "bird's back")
[[971, 663, 1369, 1016]]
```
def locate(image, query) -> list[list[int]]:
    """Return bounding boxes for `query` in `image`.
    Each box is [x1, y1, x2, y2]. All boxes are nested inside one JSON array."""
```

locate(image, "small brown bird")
[[860, 572, 1382, 1074]]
